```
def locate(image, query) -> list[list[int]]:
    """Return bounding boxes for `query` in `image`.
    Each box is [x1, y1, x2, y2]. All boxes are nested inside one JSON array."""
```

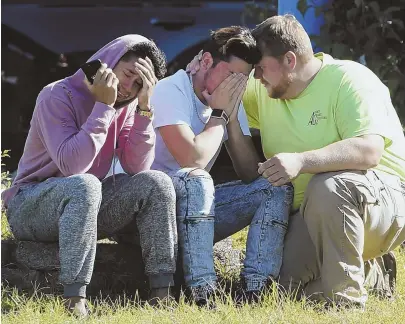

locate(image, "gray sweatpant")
[[6, 171, 177, 298]]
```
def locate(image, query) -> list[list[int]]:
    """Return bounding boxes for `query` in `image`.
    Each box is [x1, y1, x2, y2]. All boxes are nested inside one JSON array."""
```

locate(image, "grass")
[[1, 213, 405, 323]]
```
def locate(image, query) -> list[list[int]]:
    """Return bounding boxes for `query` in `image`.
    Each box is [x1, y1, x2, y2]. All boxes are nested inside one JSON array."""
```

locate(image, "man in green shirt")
[[242, 15, 405, 307]]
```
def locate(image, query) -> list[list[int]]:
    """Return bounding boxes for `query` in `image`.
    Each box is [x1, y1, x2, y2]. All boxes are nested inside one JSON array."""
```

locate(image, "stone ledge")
[[1, 238, 242, 298]]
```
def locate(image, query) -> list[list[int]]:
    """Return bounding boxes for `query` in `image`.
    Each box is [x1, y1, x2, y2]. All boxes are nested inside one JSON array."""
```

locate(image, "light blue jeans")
[[170, 168, 294, 291]]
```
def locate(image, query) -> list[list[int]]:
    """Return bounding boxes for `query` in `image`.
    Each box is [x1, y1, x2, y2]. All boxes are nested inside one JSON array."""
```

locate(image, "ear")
[[284, 51, 297, 70], [200, 52, 214, 71]]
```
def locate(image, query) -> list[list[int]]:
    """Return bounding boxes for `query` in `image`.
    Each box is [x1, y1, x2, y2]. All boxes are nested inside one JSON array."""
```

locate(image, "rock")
[[214, 237, 243, 273], [1, 238, 243, 298], [15, 241, 60, 271], [1, 240, 16, 266]]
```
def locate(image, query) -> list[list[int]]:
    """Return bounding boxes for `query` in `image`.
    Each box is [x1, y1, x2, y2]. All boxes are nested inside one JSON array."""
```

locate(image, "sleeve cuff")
[[90, 102, 116, 126], [132, 112, 154, 132]]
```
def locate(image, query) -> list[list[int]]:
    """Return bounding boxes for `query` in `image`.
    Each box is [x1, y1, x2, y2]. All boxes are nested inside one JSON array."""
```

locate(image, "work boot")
[[382, 251, 397, 297]]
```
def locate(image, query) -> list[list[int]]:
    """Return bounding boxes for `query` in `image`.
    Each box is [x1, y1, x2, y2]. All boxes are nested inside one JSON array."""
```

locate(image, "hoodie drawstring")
[[112, 111, 118, 189]]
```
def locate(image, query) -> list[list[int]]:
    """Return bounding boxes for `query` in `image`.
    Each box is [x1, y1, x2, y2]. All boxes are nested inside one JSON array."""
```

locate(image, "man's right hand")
[[84, 63, 119, 107], [202, 73, 247, 117]]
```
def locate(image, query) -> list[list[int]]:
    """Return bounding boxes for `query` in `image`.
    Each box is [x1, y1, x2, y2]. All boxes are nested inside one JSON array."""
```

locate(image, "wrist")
[[296, 152, 307, 174], [227, 118, 239, 126], [208, 116, 227, 127], [137, 102, 151, 111], [210, 108, 229, 125], [136, 105, 154, 119]]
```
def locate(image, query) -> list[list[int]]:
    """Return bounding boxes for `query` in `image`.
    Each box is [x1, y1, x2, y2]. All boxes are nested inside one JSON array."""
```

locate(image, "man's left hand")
[[258, 152, 303, 186], [135, 57, 158, 111]]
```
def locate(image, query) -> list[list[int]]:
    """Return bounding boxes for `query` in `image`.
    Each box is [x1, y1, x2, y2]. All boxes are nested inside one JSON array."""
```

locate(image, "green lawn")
[[1, 212, 405, 323]]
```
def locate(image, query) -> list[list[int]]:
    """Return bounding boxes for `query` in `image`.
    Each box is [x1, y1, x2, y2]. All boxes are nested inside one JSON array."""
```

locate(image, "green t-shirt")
[[243, 53, 405, 210]]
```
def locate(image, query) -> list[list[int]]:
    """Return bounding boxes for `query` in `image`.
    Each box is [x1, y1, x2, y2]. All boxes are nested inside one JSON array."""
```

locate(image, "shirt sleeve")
[[242, 74, 260, 129], [116, 106, 155, 175], [335, 84, 394, 147], [35, 96, 115, 176], [151, 80, 192, 129]]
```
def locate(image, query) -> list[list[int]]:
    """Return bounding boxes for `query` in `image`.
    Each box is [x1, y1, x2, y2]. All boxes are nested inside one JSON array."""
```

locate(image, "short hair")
[[203, 26, 261, 65], [252, 14, 313, 62], [120, 41, 167, 79]]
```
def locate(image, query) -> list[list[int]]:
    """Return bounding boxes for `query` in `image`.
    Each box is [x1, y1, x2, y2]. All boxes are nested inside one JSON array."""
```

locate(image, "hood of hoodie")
[[67, 34, 150, 107]]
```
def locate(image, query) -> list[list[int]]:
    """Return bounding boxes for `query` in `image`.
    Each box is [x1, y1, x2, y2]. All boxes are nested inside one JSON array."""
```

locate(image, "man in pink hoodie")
[[2, 35, 177, 315]]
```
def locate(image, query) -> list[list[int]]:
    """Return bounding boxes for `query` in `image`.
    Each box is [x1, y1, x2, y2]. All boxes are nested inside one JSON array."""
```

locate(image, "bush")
[[297, 0, 405, 125], [1, 150, 12, 190], [1, 150, 13, 239]]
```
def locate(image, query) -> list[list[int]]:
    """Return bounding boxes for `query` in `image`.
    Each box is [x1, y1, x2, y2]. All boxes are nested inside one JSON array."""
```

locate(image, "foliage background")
[[245, 0, 405, 125]]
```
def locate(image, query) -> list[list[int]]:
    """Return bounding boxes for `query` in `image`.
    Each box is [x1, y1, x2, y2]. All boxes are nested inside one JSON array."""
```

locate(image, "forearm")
[[43, 102, 115, 176], [226, 121, 260, 183], [187, 118, 226, 168], [299, 136, 384, 174], [119, 115, 156, 174]]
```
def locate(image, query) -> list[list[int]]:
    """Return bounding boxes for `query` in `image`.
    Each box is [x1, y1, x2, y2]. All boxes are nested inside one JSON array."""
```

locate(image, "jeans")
[[170, 168, 293, 290]]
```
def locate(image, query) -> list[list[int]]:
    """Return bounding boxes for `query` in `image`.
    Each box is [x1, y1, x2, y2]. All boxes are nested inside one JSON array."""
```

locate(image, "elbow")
[[58, 155, 90, 176], [59, 165, 86, 177], [362, 145, 383, 169], [179, 159, 206, 170], [178, 151, 208, 169], [122, 151, 155, 175], [363, 150, 383, 168], [357, 135, 384, 169]]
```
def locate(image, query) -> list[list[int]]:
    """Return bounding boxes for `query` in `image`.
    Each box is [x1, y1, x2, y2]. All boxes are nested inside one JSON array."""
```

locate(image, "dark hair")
[[252, 14, 313, 62], [203, 26, 261, 65], [120, 41, 167, 79]]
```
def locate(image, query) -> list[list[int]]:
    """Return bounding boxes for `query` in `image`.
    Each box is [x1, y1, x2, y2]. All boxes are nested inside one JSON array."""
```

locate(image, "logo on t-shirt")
[[308, 110, 327, 126]]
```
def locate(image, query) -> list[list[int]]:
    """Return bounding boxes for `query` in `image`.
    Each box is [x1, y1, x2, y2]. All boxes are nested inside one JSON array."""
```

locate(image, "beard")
[[266, 72, 293, 99]]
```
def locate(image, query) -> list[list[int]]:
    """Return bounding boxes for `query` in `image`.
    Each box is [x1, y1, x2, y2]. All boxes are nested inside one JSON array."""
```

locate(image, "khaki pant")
[[279, 170, 405, 306]]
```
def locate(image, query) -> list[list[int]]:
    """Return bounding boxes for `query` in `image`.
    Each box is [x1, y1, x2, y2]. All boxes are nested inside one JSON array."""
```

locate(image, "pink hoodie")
[[2, 35, 156, 207]]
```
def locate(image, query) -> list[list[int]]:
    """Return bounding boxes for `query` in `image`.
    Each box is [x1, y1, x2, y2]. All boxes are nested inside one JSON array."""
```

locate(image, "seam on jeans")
[[171, 173, 193, 280], [181, 176, 193, 283], [214, 180, 243, 189]]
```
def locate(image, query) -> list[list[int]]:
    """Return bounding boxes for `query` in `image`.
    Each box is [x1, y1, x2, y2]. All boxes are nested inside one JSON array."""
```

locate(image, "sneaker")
[[188, 284, 216, 309], [148, 287, 173, 307], [234, 276, 271, 306], [64, 297, 89, 318]]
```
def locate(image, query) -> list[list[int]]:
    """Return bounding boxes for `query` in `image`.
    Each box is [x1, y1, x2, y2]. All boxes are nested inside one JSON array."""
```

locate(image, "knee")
[[254, 177, 294, 207], [135, 170, 176, 202], [66, 174, 101, 225], [187, 168, 212, 180], [301, 172, 341, 221], [68, 174, 102, 203], [185, 168, 214, 197], [179, 168, 215, 217]]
